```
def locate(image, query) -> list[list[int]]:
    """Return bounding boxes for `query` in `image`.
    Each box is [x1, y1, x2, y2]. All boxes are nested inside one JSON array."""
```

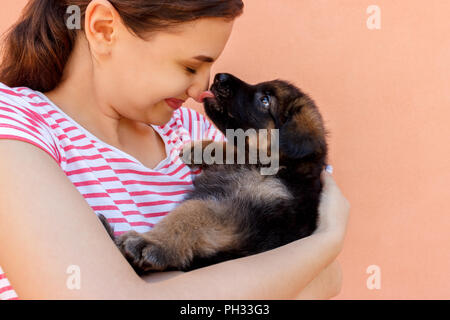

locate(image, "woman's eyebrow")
[[192, 55, 215, 63]]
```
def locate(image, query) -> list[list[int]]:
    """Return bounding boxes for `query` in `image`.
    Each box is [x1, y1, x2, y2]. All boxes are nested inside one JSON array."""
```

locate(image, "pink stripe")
[[0, 88, 23, 97], [42, 110, 57, 116], [13, 105, 49, 128], [55, 116, 69, 123], [65, 165, 111, 176], [63, 143, 96, 151], [0, 285, 14, 295], [180, 109, 185, 129], [70, 134, 88, 142], [73, 180, 101, 187], [114, 199, 134, 205], [118, 210, 170, 218], [98, 176, 119, 182], [0, 99, 23, 110], [63, 126, 78, 133], [107, 218, 157, 228], [0, 273, 5, 280], [83, 192, 109, 198], [0, 114, 41, 134], [106, 218, 127, 223], [130, 189, 189, 197], [205, 121, 213, 138], [188, 109, 193, 136], [130, 221, 155, 227], [196, 111, 201, 141], [122, 179, 193, 186], [136, 200, 180, 207], [92, 205, 118, 211], [114, 168, 165, 176], [66, 154, 104, 164], [106, 157, 136, 164], [180, 167, 201, 180], [143, 211, 170, 218], [57, 133, 69, 140], [167, 162, 187, 176], [122, 210, 141, 216], [29, 101, 50, 107], [106, 188, 128, 193], [0, 87, 43, 100]]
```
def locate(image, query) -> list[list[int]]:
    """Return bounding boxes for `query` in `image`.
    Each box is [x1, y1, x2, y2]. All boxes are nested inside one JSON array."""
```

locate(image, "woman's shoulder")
[[0, 82, 62, 164], [0, 82, 55, 124]]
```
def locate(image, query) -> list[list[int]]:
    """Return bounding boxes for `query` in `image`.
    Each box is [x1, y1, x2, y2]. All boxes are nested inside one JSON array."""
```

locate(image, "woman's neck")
[[44, 34, 148, 151]]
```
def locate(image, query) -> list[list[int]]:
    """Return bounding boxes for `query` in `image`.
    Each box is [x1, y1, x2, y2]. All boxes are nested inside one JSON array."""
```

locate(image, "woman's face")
[[89, 11, 235, 126]]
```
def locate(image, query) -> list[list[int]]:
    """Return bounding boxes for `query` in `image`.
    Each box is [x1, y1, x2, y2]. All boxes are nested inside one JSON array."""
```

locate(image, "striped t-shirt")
[[0, 82, 225, 300]]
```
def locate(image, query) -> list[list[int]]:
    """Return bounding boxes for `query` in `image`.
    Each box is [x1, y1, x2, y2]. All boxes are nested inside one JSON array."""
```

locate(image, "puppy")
[[100, 73, 328, 273]]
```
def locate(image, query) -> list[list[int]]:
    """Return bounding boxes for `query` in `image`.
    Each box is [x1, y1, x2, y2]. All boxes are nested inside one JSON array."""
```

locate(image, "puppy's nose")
[[214, 73, 232, 85]]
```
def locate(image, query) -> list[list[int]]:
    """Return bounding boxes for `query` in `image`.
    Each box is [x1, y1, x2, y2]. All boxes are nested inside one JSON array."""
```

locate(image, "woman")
[[0, 0, 350, 299]]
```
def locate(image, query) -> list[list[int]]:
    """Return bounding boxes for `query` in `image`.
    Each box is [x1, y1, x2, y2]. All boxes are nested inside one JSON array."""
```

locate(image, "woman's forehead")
[[151, 18, 234, 57]]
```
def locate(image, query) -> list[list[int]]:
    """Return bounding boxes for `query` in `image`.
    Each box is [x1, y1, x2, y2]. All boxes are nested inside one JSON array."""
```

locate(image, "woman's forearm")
[[294, 260, 343, 300], [134, 232, 341, 299]]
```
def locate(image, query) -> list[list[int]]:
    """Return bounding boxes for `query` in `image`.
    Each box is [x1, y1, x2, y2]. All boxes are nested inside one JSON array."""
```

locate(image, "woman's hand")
[[314, 170, 351, 251]]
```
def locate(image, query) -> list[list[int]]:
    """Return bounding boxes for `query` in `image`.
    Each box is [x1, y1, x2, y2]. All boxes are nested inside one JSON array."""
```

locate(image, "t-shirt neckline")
[[33, 90, 173, 172]]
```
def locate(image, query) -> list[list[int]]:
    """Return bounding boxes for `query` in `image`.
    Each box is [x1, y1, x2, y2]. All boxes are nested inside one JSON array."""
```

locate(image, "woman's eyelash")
[[185, 67, 197, 75]]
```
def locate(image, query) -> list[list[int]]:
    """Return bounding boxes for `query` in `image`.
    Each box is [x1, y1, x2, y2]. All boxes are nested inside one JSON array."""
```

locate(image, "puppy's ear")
[[279, 108, 326, 160]]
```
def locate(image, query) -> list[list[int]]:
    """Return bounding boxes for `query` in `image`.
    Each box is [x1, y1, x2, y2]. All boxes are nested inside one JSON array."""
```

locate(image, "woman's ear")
[[84, 0, 119, 56]]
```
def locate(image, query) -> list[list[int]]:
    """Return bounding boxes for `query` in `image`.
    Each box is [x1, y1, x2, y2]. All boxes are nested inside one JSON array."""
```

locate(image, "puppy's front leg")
[[116, 199, 238, 273]]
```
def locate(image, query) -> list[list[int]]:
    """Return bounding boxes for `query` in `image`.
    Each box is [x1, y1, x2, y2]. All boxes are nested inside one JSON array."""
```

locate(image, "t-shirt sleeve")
[[0, 98, 61, 164], [178, 107, 227, 142], [0, 267, 18, 300]]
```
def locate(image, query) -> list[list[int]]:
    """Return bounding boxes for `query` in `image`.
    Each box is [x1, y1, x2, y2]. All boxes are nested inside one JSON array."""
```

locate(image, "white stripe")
[[0, 289, 18, 300], [0, 278, 10, 289]]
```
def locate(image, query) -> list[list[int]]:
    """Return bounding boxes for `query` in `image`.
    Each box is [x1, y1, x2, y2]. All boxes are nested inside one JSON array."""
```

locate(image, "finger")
[[320, 170, 337, 192]]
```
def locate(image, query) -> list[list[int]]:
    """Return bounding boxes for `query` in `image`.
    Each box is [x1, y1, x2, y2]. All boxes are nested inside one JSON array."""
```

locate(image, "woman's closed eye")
[[185, 67, 197, 75]]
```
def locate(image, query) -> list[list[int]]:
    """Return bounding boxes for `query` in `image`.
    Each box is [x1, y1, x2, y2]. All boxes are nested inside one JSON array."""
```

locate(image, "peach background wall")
[[1, 0, 449, 299]]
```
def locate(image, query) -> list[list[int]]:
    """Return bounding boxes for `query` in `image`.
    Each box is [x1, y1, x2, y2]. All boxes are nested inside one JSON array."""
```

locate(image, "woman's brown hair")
[[0, 0, 244, 93]]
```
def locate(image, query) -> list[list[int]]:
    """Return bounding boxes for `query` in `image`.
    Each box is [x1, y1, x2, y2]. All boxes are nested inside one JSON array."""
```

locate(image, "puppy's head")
[[203, 73, 327, 163]]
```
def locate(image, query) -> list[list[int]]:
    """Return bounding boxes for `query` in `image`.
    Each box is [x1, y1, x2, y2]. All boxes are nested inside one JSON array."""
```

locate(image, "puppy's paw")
[[116, 231, 169, 272]]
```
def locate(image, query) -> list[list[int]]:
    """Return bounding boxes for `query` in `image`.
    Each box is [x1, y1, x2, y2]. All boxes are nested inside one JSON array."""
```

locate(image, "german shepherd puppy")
[[100, 73, 328, 273]]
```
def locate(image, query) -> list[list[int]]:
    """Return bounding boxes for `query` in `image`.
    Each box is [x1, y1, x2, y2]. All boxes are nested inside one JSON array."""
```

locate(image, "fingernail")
[[325, 165, 333, 174]]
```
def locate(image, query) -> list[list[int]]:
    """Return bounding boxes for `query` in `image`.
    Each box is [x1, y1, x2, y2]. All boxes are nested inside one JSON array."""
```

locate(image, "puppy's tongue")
[[199, 91, 215, 102]]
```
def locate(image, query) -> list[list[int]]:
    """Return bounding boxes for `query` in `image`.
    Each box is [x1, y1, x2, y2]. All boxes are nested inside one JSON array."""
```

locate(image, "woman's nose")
[[187, 73, 211, 103]]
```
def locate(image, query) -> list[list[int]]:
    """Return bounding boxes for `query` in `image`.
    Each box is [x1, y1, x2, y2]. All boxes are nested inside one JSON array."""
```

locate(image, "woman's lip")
[[165, 98, 185, 110]]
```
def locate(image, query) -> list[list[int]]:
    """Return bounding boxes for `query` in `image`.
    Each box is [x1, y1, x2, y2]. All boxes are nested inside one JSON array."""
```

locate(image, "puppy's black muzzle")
[[211, 73, 248, 100], [205, 73, 254, 133]]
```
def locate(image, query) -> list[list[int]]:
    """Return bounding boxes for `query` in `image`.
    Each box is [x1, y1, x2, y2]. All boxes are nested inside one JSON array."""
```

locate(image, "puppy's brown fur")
[[101, 73, 328, 273]]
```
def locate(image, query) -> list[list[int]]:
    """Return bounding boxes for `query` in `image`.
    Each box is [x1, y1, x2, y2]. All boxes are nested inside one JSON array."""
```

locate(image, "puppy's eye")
[[260, 95, 271, 108]]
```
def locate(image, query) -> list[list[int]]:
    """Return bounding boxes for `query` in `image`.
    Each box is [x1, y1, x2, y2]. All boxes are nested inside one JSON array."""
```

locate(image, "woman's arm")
[[140, 170, 349, 300], [0, 140, 349, 299], [294, 260, 343, 299], [142, 260, 343, 300], [135, 230, 341, 300], [144, 171, 350, 299], [140, 171, 349, 300]]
